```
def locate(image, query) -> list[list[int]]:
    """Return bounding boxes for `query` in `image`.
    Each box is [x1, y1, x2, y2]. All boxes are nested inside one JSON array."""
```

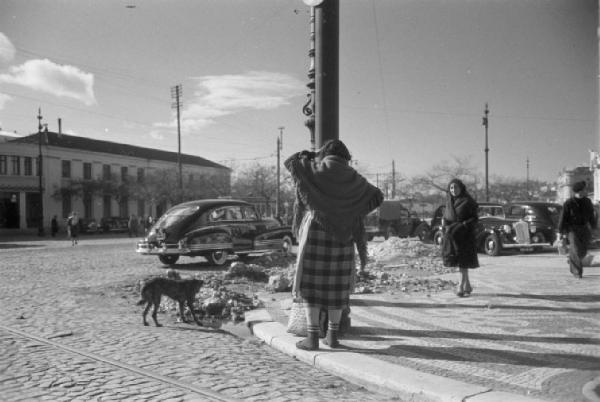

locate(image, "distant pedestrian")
[[558, 181, 597, 279], [145, 216, 153, 234], [441, 179, 479, 297], [51, 215, 59, 237], [67, 211, 80, 246], [285, 139, 383, 350], [128, 214, 138, 237]]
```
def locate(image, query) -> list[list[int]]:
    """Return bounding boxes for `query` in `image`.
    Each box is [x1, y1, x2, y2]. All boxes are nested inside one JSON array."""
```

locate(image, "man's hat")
[[572, 181, 586, 193]]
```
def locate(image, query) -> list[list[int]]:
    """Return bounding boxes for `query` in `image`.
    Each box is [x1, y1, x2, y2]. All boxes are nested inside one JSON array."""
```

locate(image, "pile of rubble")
[[139, 238, 457, 325]]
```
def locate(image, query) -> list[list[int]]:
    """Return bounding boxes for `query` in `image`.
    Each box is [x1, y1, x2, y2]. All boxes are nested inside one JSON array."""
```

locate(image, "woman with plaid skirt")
[[285, 139, 383, 350]]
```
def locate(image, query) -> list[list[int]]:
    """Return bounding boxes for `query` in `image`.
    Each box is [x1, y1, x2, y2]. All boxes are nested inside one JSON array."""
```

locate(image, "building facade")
[[556, 165, 594, 204], [0, 131, 231, 234]]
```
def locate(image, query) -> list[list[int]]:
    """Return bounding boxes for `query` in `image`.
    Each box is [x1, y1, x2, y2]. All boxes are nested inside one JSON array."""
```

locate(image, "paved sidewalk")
[[246, 251, 600, 402]]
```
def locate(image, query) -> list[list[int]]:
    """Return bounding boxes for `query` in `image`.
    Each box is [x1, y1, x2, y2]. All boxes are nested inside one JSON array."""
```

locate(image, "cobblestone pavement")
[[0, 237, 398, 401], [265, 250, 600, 402]]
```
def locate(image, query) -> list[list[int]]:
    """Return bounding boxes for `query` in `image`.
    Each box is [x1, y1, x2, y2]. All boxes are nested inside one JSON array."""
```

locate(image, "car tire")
[[433, 230, 443, 247], [384, 226, 396, 240], [484, 233, 501, 256], [281, 235, 293, 255], [158, 255, 179, 265], [530, 231, 546, 244], [207, 250, 229, 266], [415, 224, 430, 242]]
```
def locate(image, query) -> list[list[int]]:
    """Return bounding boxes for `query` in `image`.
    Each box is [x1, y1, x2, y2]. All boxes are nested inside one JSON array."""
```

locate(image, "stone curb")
[[245, 309, 547, 402]]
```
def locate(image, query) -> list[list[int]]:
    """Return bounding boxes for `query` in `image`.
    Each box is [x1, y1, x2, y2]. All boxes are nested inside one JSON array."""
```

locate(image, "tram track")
[[0, 324, 238, 402]]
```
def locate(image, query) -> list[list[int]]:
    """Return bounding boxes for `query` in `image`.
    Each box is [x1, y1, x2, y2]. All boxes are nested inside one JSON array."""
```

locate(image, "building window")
[[24, 157, 32, 176], [83, 192, 92, 219], [119, 196, 129, 217], [0, 156, 6, 175], [137, 199, 145, 217], [83, 162, 92, 180], [137, 168, 144, 183], [103, 164, 111, 180], [11, 156, 20, 175], [121, 166, 128, 182], [188, 173, 194, 184], [36, 157, 41, 176], [103, 195, 111, 217], [62, 160, 71, 178]]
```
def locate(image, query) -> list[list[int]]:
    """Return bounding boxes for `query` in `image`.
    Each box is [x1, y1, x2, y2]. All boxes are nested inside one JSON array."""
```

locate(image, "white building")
[[0, 131, 231, 235]]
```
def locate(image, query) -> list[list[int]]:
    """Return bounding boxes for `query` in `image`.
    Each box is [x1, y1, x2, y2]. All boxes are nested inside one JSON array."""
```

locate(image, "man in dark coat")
[[558, 181, 597, 279]]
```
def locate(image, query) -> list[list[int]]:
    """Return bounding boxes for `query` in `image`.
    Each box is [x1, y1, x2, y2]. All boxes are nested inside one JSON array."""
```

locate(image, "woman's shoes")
[[464, 286, 473, 296]]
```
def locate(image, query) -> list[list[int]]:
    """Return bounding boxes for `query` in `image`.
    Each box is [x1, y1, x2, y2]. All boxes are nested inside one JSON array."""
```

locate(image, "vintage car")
[[136, 199, 295, 266], [364, 200, 430, 241], [430, 201, 558, 256]]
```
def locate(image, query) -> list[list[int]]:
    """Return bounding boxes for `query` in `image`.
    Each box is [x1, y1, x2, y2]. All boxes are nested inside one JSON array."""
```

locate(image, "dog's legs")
[[187, 298, 202, 325], [151, 295, 162, 327], [142, 301, 151, 326], [178, 300, 188, 323]]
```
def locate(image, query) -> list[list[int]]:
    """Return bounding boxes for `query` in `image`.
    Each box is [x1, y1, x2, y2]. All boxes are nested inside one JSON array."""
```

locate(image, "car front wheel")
[[158, 254, 179, 265], [281, 235, 293, 255], [433, 230, 443, 246], [484, 233, 501, 256], [415, 224, 430, 242], [207, 250, 229, 266]]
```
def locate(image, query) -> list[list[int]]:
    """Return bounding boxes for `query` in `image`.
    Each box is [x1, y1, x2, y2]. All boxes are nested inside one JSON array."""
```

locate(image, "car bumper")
[[136, 240, 190, 255]]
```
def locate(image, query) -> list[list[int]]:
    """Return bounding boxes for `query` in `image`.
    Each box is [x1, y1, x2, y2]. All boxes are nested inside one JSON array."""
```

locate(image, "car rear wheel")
[[207, 250, 229, 266], [484, 233, 501, 256], [281, 235, 293, 255], [158, 255, 179, 265], [433, 230, 443, 246]]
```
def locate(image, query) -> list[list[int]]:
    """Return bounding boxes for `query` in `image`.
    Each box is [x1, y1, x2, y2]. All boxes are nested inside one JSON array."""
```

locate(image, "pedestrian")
[[441, 178, 479, 297], [557, 181, 597, 279], [285, 139, 383, 350], [128, 214, 137, 237], [67, 211, 80, 246], [51, 215, 59, 237], [146, 215, 153, 234]]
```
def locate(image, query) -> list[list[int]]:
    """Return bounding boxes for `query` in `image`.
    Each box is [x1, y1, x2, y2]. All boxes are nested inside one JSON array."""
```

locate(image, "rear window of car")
[[157, 205, 200, 226]]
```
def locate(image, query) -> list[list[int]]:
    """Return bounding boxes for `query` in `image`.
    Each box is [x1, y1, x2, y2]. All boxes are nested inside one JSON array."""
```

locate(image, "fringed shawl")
[[285, 152, 383, 242]]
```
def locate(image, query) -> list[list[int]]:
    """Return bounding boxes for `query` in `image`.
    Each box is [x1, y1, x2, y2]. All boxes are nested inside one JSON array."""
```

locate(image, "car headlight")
[[530, 225, 537, 233], [503, 224, 512, 234]]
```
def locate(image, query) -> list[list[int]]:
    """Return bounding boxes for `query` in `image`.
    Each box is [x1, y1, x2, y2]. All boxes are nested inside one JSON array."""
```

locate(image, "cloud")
[[153, 71, 305, 133], [0, 92, 12, 109], [0, 33, 16, 63], [0, 59, 96, 105]]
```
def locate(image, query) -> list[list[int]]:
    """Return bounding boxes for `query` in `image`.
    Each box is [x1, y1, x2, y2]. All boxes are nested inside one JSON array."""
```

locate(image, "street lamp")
[[482, 103, 489, 201], [171, 84, 183, 202]]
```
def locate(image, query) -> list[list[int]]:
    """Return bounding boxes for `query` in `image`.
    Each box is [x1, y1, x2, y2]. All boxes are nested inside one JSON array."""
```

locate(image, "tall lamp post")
[[37, 108, 45, 236], [482, 103, 490, 201], [276, 126, 284, 217]]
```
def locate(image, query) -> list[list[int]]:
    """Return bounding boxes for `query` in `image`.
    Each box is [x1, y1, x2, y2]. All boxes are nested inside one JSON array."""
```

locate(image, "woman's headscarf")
[[443, 178, 476, 222]]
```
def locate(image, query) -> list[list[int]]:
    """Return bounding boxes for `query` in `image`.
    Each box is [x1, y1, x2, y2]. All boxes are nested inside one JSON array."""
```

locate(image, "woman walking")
[[558, 181, 597, 279], [441, 179, 479, 297], [285, 139, 383, 350]]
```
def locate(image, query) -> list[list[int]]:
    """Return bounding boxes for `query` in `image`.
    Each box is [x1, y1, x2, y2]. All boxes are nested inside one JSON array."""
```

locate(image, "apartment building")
[[0, 131, 231, 234]]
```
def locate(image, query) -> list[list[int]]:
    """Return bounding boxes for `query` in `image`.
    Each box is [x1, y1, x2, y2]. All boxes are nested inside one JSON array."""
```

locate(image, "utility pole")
[[276, 126, 284, 217], [526, 156, 530, 199], [391, 160, 396, 199], [37, 108, 45, 236], [171, 84, 183, 203], [482, 103, 490, 201]]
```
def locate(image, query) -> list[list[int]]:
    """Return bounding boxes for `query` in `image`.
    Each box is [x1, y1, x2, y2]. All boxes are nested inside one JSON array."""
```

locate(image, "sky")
[[0, 0, 597, 184]]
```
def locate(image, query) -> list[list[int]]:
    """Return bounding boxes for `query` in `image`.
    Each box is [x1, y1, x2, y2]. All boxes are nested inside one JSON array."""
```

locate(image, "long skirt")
[[296, 218, 355, 310], [567, 225, 591, 277]]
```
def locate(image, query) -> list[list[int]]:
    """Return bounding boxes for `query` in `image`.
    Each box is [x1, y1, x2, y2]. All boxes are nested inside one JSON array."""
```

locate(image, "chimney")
[[58, 118, 62, 134]]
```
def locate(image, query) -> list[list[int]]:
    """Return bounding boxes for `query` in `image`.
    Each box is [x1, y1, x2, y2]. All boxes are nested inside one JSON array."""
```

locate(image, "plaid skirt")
[[298, 220, 355, 309]]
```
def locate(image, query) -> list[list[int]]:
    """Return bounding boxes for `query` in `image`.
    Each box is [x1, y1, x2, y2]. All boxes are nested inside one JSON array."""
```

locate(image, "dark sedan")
[[136, 199, 294, 266]]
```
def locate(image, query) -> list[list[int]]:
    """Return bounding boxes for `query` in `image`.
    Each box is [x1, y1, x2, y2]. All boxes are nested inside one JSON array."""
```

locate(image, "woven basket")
[[286, 299, 307, 336]]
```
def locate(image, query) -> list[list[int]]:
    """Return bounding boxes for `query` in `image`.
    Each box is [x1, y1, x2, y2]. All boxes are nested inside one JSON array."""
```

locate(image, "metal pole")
[[276, 126, 284, 217], [303, 6, 317, 151], [314, 0, 339, 148], [482, 103, 489, 201], [526, 156, 530, 199], [37, 108, 45, 236], [171, 85, 183, 202]]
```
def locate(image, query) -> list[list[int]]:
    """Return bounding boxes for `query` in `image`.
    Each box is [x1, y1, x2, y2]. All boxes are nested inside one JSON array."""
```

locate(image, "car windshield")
[[154, 205, 200, 227]]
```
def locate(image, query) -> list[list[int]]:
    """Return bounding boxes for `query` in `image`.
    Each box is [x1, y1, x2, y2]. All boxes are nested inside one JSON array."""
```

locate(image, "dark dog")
[[137, 277, 203, 327]]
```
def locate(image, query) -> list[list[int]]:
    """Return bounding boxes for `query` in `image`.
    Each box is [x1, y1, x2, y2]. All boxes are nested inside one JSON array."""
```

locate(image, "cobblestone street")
[[0, 237, 396, 401]]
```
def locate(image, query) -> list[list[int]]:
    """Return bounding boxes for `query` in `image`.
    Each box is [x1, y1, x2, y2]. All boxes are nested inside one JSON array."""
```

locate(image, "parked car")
[[429, 201, 559, 256], [364, 200, 430, 241], [136, 199, 295, 266], [100, 217, 129, 233], [78, 218, 99, 234]]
